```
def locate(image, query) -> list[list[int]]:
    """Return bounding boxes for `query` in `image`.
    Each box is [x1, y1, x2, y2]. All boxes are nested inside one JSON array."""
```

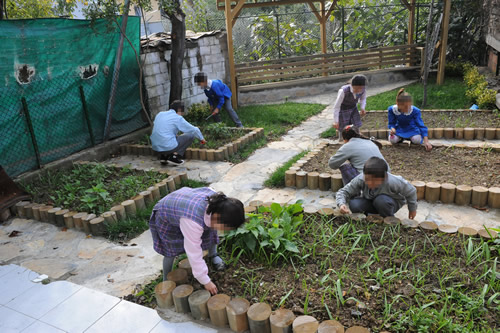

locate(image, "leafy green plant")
[[222, 202, 305, 265], [463, 64, 497, 109], [184, 102, 211, 124]]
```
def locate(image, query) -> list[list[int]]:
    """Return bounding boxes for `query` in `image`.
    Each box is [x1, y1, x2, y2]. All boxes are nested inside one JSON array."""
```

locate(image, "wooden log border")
[[283, 142, 500, 209], [120, 127, 265, 161], [14, 162, 193, 236]]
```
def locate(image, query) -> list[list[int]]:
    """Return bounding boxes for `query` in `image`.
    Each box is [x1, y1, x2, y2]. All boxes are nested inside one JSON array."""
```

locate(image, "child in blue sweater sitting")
[[388, 89, 432, 151], [194, 72, 243, 128]]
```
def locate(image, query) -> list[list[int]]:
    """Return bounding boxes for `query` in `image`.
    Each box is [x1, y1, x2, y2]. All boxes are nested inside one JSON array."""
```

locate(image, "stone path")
[[1, 79, 499, 332], [0, 264, 223, 333]]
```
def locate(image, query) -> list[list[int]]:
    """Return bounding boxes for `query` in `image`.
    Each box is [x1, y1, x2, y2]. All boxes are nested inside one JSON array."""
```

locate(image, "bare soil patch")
[[302, 144, 500, 187]]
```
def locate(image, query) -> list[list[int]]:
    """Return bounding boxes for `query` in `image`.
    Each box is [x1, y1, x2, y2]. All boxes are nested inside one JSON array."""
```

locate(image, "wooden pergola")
[[218, 0, 450, 106]]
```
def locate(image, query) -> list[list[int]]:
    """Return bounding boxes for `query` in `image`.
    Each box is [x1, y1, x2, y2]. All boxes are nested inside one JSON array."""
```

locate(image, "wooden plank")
[[231, 0, 246, 28], [218, 0, 326, 10], [400, 0, 411, 10], [237, 54, 418, 80], [306, 1, 322, 22], [407, 0, 416, 66], [437, 0, 451, 84], [225, 0, 238, 107], [235, 44, 418, 68], [324, 0, 338, 21], [238, 56, 419, 83], [236, 47, 418, 72]]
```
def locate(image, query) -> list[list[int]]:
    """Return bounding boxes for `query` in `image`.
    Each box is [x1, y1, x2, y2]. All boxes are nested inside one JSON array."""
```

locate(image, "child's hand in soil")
[[200, 140, 206, 145], [390, 127, 396, 134], [408, 210, 417, 219], [333, 123, 339, 129], [205, 281, 218, 295], [212, 108, 219, 115], [423, 138, 432, 151], [360, 109, 366, 117], [339, 204, 351, 214]]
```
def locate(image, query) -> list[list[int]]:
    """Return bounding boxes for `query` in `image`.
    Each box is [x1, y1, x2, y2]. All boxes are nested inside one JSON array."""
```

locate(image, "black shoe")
[[167, 154, 184, 166], [160, 154, 170, 165]]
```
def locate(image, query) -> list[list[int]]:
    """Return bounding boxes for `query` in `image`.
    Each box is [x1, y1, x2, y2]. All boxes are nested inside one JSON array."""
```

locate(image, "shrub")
[[203, 122, 233, 140], [445, 60, 470, 78], [184, 102, 211, 124], [477, 89, 497, 109], [463, 65, 497, 109]]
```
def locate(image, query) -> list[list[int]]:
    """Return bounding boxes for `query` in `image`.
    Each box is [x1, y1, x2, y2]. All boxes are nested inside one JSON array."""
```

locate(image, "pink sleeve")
[[179, 217, 210, 285]]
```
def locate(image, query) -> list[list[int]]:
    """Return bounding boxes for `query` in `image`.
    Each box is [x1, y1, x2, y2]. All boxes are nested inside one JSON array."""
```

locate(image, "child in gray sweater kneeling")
[[336, 157, 417, 219]]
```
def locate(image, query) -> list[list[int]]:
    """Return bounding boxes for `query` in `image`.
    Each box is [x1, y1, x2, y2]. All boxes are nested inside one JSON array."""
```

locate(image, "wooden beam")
[[407, 0, 416, 66], [400, 0, 411, 10], [306, 1, 322, 22], [219, 0, 324, 10], [225, 0, 239, 107], [231, 0, 246, 27], [437, 0, 451, 85], [324, 0, 338, 21]]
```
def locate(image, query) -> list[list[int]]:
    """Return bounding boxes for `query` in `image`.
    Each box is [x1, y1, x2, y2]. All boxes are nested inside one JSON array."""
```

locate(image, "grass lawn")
[[264, 150, 308, 187], [218, 102, 326, 140], [367, 77, 469, 110]]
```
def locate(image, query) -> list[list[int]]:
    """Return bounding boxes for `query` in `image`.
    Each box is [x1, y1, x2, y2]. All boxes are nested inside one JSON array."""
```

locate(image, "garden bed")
[[284, 142, 500, 208], [121, 126, 264, 162], [353, 110, 500, 141], [126, 204, 499, 332], [14, 162, 192, 239]]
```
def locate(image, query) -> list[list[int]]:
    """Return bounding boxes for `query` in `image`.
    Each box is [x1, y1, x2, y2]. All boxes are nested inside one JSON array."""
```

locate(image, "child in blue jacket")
[[194, 72, 243, 128]]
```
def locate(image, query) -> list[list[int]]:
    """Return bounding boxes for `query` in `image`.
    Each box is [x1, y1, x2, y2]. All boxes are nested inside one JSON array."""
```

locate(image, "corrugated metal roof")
[[141, 30, 225, 49]]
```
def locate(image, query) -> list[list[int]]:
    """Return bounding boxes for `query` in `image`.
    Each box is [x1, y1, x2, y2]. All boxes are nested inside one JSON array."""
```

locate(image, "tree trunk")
[[0, 0, 4, 20], [165, 1, 186, 104]]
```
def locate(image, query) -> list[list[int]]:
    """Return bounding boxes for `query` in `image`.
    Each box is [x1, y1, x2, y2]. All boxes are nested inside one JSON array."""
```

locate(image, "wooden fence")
[[235, 44, 424, 87]]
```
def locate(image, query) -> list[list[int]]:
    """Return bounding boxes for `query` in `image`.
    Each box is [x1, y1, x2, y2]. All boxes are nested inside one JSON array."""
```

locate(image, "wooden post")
[[285, 170, 296, 187], [15, 201, 30, 217], [55, 209, 69, 227], [191, 148, 200, 159], [90, 217, 106, 236], [296, 171, 307, 189], [173, 174, 182, 186], [82, 213, 96, 234], [226, 298, 250, 332], [133, 194, 146, 211], [157, 182, 168, 197], [407, 0, 416, 66], [110, 205, 126, 221], [454, 128, 464, 139], [485, 128, 496, 140], [488, 187, 500, 209], [270, 308, 295, 333], [207, 294, 231, 327], [247, 303, 272, 333], [440, 183, 456, 203], [411, 180, 426, 200], [178, 258, 192, 275], [443, 128, 454, 139], [48, 207, 62, 224], [377, 129, 387, 140], [32, 204, 44, 221], [463, 128, 475, 140], [345, 327, 369, 333], [155, 281, 176, 309], [471, 186, 488, 207], [455, 185, 472, 205], [384, 216, 401, 226], [39, 205, 54, 222], [420, 221, 438, 230], [63, 211, 78, 229], [225, 0, 244, 107], [215, 149, 224, 161], [148, 186, 161, 201], [245, 206, 257, 214], [188, 289, 211, 320], [24, 203, 37, 219], [292, 315, 319, 333], [307, 172, 319, 190], [207, 149, 216, 161], [319, 173, 331, 191], [436, 0, 451, 85], [140, 190, 154, 207], [433, 128, 443, 139], [458, 226, 478, 236], [318, 320, 344, 333], [73, 212, 88, 231], [424, 182, 440, 202], [166, 177, 176, 193], [121, 200, 137, 217], [167, 268, 188, 285], [331, 174, 343, 192], [102, 211, 118, 225], [478, 228, 498, 239], [172, 284, 194, 313], [185, 148, 192, 160]]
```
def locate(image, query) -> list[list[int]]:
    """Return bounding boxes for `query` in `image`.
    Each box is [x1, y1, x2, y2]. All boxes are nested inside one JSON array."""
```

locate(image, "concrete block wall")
[[141, 31, 229, 118]]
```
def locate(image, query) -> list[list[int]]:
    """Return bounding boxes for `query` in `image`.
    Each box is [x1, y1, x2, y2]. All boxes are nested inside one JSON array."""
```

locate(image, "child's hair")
[[342, 125, 382, 149], [350, 74, 367, 86], [194, 72, 208, 83], [396, 88, 412, 103], [363, 157, 388, 179], [206, 192, 245, 229], [170, 100, 185, 112]]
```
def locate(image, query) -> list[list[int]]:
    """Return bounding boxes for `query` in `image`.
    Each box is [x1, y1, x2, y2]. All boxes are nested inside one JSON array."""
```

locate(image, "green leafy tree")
[[5, 0, 82, 19]]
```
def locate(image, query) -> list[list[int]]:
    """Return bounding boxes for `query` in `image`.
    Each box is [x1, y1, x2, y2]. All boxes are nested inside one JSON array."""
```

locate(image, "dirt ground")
[[361, 111, 500, 129], [302, 144, 500, 187]]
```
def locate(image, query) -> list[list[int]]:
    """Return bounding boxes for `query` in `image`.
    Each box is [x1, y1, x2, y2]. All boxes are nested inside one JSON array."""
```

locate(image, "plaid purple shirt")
[[149, 187, 219, 257], [339, 85, 363, 130]]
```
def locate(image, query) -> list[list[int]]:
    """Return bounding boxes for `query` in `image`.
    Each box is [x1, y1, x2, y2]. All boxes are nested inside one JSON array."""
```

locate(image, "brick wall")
[[140, 31, 229, 118]]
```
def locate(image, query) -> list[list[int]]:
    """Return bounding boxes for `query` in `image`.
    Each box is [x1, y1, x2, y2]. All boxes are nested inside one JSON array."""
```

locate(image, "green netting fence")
[[0, 17, 148, 178]]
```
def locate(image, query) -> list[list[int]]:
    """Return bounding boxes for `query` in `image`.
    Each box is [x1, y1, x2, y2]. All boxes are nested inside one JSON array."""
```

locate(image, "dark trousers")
[[160, 133, 195, 157], [349, 194, 401, 217], [339, 163, 360, 186], [212, 98, 243, 127]]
